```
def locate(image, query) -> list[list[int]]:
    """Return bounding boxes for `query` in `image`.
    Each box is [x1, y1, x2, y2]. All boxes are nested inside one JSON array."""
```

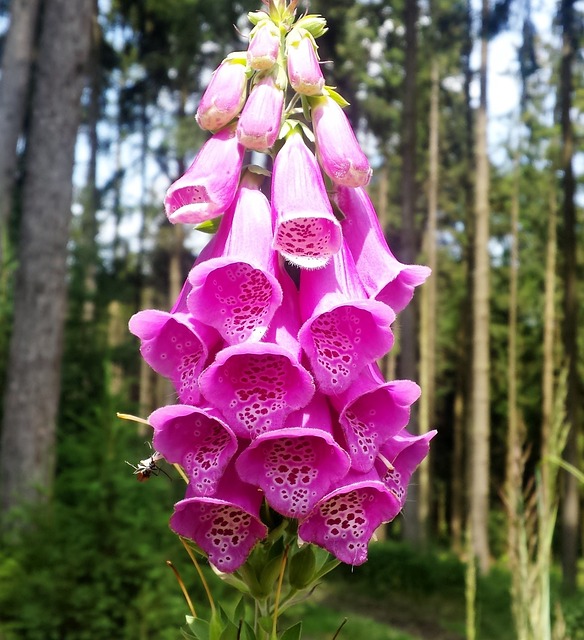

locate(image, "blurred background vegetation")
[[0, 0, 582, 638]]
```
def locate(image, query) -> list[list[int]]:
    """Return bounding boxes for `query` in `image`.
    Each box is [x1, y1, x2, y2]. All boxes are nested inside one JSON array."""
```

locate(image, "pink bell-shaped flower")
[[298, 240, 395, 394], [329, 365, 421, 472], [196, 56, 248, 131], [376, 428, 436, 508], [334, 185, 431, 313], [236, 393, 351, 518], [187, 172, 283, 345], [286, 28, 324, 96], [170, 462, 267, 573], [128, 279, 220, 405], [247, 20, 281, 70], [298, 468, 399, 566], [198, 268, 314, 438], [164, 125, 244, 224], [272, 130, 342, 269], [310, 95, 372, 188], [237, 74, 284, 152], [149, 404, 238, 496]]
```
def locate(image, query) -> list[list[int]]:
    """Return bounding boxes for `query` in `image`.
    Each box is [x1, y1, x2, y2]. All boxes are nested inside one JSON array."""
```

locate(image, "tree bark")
[[0, 0, 42, 267], [470, 0, 491, 573], [558, 0, 580, 595], [0, 0, 93, 517], [419, 59, 439, 545], [399, 0, 421, 546]]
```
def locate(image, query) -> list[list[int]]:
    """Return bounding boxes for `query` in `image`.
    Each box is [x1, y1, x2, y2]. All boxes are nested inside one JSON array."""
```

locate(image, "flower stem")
[[180, 537, 216, 616], [166, 560, 197, 618], [271, 545, 289, 637]]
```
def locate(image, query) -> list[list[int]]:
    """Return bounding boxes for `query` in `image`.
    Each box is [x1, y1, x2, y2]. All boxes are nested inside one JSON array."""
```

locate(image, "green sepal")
[[209, 608, 227, 640], [295, 14, 328, 38], [322, 87, 350, 108], [194, 216, 221, 234], [288, 545, 316, 590], [233, 596, 246, 626], [239, 621, 257, 640], [258, 555, 284, 596], [187, 617, 210, 640], [298, 121, 314, 144], [281, 622, 303, 640], [300, 95, 311, 122], [219, 622, 239, 640], [236, 563, 265, 600], [258, 615, 273, 634], [248, 10, 269, 26], [224, 51, 248, 65]]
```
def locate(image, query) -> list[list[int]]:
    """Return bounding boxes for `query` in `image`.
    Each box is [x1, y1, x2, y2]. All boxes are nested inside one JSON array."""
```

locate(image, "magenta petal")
[[376, 429, 436, 508], [164, 126, 244, 224], [149, 404, 238, 495], [236, 75, 284, 151], [196, 57, 247, 131], [272, 131, 342, 269], [329, 365, 421, 472], [286, 29, 325, 96], [129, 309, 219, 405], [187, 177, 283, 344], [170, 464, 267, 573], [247, 20, 280, 70], [298, 470, 399, 566], [199, 341, 315, 439], [298, 242, 395, 394], [310, 96, 372, 188], [236, 399, 350, 517], [335, 186, 431, 313]]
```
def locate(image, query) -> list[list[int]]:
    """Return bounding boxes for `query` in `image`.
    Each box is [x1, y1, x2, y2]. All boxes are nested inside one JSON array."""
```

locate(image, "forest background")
[[0, 0, 582, 639]]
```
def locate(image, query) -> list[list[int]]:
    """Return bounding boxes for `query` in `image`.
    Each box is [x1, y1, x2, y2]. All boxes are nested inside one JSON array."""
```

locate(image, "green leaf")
[[219, 622, 239, 640], [258, 615, 273, 634], [323, 87, 350, 108], [239, 621, 257, 640], [233, 596, 246, 626], [259, 555, 283, 596], [209, 609, 226, 640], [289, 545, 316, 589], [280, 622, 303, 640]]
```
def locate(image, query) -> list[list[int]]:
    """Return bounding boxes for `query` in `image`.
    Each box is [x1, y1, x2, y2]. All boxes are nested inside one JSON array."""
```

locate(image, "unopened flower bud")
[[237, 74, 285, 152], [247, 19, 281, 70], [286, 28, 324, 96], [196, 57, 247, 131], [311, 95, 372, 188]]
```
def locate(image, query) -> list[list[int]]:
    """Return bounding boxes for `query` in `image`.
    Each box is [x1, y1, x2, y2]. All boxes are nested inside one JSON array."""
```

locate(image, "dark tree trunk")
[[0, 0, 93, 518]]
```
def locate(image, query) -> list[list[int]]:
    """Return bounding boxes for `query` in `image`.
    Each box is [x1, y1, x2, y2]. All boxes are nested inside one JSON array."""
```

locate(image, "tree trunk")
[[558, 0, 580, 595], [470, 0, 491, 573], [0, 0, 93, 517], [399, 0, 421, 545], [0, 0, 42, 267], [419, 59, 439, 545]]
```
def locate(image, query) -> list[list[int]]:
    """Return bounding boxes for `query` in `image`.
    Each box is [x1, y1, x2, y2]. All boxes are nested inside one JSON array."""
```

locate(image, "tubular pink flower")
[[164, 125, 244, 224], [236, 394, 350, 518], [329, 365, 421, 472], [298, 468, 399, 566], [187, 174, 283, 345], [272, 130, 342, 269], [198, 269, 314, 438], [128, 280, 220, 405], [286, 28, 324, 96], [170, 463, 267, 573], [149, 404, 238, 496], [334, 185, 431, 313], [376, 429, 436, 509], [247, 20, 281, 70], [196, 57, 248, 131], [298, 241, 395, 394], [310, 95, 372, 188], [236, 74, 284, 152]]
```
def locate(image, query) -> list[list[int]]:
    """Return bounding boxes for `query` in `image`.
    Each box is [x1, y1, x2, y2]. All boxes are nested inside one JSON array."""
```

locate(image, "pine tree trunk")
[[0, 0, 93, 517], [558, 0, 580, 595], [419, 59, 439, 545], [399, 0, 421, 545], [0, 0, 42, 267], [470, 0, 491, 573]]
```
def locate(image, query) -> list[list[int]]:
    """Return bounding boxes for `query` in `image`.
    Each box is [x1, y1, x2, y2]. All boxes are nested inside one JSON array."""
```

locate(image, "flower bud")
[[311, 95, 372, 187], [247, 19, 281, 70], [196, 57, 247, 131], [237, 74, 285, 152], [286, 29, 324, 96], [164, 125, 244, 224]]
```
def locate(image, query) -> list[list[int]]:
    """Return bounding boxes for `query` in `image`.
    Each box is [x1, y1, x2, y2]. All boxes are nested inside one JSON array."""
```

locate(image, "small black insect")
[[126, 445, 169, 482]]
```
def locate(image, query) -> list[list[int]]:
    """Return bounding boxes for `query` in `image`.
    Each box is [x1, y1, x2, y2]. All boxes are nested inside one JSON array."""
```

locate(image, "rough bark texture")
[[399, 0, 421, 545], [558, 0, 580, 595], [470, 0, 491, 574], [0, 0, 93, 516], [0, 0, 42, 265]]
